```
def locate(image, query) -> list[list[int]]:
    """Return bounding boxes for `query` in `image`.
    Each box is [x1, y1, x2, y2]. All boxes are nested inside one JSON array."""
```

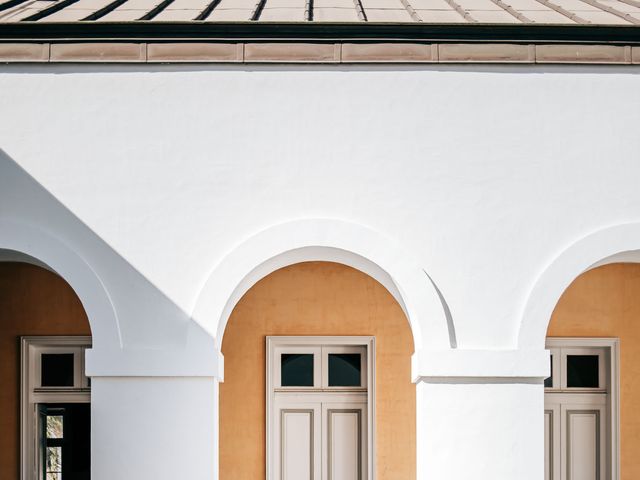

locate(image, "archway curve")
[[0, 218, 121, 351], [519, 222, 640, 350], [192, 219, 455, 353]]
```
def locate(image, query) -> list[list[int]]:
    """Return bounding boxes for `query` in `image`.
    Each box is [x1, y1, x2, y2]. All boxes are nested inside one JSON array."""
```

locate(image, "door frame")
[[20, 336, 92, 480], [266, 336, 376, 480], [545, 337, 620, 480]]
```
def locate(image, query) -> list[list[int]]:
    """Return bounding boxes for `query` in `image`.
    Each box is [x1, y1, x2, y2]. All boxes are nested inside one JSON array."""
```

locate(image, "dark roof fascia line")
[[1, 23, 640, 43]]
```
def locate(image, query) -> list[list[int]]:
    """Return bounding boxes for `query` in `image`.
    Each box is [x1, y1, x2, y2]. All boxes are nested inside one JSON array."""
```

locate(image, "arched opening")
[[219, 261, 416, 480], [517, 225, 640, 480], [519, 223, 640, 350], [0, 257, 92, 480], [545, 263, 640, 480], [0, 219, 121, 354], [192, 218, 454, 354]]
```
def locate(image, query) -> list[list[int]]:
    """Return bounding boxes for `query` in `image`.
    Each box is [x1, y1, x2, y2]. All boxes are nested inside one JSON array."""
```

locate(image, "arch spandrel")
[[0, 218, 121, 352], [192, 219, 455, 355], [519, 222, 640, 350]]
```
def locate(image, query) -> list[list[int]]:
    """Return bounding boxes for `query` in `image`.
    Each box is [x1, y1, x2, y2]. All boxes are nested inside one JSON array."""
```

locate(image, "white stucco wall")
[[1, 64, 639, 479]]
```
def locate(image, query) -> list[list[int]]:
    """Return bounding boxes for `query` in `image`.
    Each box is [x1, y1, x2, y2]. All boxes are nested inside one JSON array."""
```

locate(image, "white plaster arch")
[[0, 218, 121, 351], [192, 219, 455, 353], [519, 222, 640, 350]]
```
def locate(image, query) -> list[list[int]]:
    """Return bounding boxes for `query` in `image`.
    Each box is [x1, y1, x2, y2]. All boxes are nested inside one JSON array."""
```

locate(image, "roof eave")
[[1, 22, 640, 44]]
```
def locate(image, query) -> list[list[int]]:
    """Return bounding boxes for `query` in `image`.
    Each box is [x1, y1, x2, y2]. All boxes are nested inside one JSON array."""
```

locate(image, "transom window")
[[545, 344, 607, 391], [274, 343, 367, 390]]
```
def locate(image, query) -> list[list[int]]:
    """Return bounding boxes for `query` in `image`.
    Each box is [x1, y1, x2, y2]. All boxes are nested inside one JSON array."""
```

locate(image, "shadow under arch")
[[1, 149, 222, 378], [192, 218, 456, 358], [0, 218, 121, 352], [519, 222, 640, 350]]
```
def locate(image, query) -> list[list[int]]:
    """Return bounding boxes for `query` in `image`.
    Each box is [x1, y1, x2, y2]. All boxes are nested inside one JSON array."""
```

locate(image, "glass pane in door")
[[328, 354, 361, 387], [281, 354, 314, 386], [41, 354, 75, 387], [567, 355, 599, 388]]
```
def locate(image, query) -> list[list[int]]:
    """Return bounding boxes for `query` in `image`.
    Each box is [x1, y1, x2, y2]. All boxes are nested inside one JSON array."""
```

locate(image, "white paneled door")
[[274, 400, 366, 480], [267, 337, 373, 480], [544, 339, 617, 480], [544, 397, 607, 480], [276, 404, 321, 480], [565, 405, 606, 480], [323, 404, 366, 480]]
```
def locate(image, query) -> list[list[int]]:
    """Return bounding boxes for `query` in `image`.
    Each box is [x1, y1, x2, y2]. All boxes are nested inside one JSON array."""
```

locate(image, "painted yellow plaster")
[[547, 263, 640, 480], [220, 261, 415, 480]]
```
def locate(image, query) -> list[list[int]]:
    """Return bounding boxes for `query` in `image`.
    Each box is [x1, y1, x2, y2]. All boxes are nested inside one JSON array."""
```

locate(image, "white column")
[[416, 380, 544, 480], [85, 336, 224, 480], [413, 349, 549, 480], [91, 377, 217, 480]]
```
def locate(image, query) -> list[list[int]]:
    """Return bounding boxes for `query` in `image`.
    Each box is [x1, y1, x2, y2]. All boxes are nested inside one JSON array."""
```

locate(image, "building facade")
[[1, 6, 640, 480]]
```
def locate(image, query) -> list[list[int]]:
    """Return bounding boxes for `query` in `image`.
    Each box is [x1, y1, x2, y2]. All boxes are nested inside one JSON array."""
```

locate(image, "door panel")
[[544, 396, 606, 480], [322, 403, 366, 480], [544, 405, 561, 480], [282, 410, 314, 480], [327, 410, 361, 480], [275, 404, 321, 480], [565, 407, 605, 480]]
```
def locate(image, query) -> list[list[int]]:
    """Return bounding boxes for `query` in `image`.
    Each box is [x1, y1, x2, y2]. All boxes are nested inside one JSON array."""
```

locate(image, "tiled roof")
[[1, 0, 640, 23]]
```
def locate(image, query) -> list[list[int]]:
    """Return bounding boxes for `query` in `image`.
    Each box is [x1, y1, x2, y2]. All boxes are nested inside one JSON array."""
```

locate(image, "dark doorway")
[[39, 403, 90, 480]]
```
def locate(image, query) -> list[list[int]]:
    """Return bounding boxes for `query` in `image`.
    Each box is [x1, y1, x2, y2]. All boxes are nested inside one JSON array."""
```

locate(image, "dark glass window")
[[328, 353, 361, 387], [41, 404, 90, 480], [567, 355, 599, 388], [544, 356, 553, 388], [41, 354, 74, 387], [281, 354, 314, 387]]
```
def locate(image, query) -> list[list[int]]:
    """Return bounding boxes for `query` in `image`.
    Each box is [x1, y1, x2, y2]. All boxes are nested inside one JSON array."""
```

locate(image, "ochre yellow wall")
[[220, 261, 415, 480], [547, 263, 640, 480], [0, 262, 91, 480]]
